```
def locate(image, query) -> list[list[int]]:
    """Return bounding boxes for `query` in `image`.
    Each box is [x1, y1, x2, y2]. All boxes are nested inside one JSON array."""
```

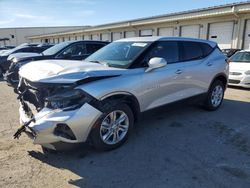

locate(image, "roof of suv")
[[116, 36, 217, 47]]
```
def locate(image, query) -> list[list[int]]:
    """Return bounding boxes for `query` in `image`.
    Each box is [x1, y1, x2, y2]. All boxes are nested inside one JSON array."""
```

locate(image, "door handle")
[[175, 69, 182, 74], [207, 62, 213, 66]]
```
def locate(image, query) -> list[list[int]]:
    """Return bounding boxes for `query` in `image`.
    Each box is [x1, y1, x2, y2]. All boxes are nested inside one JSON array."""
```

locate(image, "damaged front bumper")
[[3, 70, 19, 88], [17, 101, 102, 150]]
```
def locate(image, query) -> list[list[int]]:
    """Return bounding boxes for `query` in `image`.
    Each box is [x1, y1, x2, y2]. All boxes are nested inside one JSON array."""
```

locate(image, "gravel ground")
[[0, 81, 250, 188]]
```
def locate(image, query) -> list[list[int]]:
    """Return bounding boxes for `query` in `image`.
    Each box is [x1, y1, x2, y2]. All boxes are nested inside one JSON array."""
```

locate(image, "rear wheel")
[[204, 80, 225, 111], [91, 102, 134, 151]]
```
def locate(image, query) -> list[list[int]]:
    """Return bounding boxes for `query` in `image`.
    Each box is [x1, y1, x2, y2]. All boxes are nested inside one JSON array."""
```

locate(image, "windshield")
[[230, 52, 250, 63], [85, 41, 151, 68], [42, 41, 71, 56]]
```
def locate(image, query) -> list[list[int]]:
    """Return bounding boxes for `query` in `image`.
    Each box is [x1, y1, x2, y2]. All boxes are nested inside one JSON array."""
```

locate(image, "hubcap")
[[211, 85, 223, 107], [100, 110, 129, 145]]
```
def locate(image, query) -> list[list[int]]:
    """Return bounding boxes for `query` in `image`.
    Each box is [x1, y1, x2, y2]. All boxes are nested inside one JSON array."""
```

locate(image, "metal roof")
[[28, 1, 250, 39], [116, 36, 217, 46]]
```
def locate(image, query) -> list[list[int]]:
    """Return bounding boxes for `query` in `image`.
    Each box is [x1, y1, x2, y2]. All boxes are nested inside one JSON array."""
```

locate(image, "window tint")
[[86, 43, 105, 54], [145, 41, 179, 63], [32, 47, 44, 53], [181, 42, 203, 61], [16, 47, 32, 53], [200, 43, 213, 57], [61, 43, 86, 56]]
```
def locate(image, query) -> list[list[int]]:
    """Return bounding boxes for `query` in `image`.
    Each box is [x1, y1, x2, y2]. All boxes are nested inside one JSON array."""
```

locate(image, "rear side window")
[[145, 41, 179, 63], [181, 42, 203, 61], [200, 43, 213, 57], [32, 47, 44, 53], [16, 47, 32, 53], [86, 43, 105, 54]]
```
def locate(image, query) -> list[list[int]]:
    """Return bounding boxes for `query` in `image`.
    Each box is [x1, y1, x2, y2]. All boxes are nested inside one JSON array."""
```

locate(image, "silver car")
[[15, 37, 229, 151]]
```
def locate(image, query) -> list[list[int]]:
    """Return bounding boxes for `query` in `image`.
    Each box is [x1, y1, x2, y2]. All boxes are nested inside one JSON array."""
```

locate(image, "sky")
[[0, 0, 248, 28]]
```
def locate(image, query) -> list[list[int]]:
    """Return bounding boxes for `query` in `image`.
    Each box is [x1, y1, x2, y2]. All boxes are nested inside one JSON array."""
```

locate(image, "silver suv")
[[15, 37, 229, 151]]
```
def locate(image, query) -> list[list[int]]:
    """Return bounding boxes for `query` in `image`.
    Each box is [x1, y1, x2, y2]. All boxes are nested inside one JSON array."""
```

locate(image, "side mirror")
[[62, 51, 72, 58], [145, 57, 167, 73]]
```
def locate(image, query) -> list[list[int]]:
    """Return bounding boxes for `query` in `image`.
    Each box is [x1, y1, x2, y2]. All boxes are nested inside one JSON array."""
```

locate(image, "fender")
[[208, 72, 228, 92]]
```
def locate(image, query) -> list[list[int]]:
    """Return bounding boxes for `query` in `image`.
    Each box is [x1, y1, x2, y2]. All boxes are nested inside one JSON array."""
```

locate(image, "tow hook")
[[13, 118, 35, 139]]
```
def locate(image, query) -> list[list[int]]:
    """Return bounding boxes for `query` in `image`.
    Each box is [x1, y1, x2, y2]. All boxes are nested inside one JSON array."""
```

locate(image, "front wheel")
[[91, 102, 134, 151], [204, 80, 225, 111]]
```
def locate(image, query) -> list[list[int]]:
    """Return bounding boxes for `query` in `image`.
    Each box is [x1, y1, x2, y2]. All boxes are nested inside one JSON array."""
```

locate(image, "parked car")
[[14, 37, 228, 151], [4, 45, 16, 49], [228, 50, 250, 88], [0, 44, 52, 77], [6, 43, 54, 64], [4, 40, 109, 86], [0, 47, 7, 51], [0, 45, 15, 51], [222, 48, 241, 58]]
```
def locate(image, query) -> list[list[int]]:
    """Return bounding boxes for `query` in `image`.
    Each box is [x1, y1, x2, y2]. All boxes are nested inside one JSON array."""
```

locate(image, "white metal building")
[[27, 2, 250, 49], [0, 26, 89, 46]]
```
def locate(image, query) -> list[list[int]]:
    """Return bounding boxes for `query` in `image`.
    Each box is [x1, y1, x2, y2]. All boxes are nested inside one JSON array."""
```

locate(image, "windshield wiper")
[[88, 60, 109, 67]]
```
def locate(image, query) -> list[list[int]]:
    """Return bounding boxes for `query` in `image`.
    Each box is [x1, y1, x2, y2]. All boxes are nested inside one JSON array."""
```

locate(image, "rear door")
[[140, 41, 188, 111], [179, 41, 215, 95]]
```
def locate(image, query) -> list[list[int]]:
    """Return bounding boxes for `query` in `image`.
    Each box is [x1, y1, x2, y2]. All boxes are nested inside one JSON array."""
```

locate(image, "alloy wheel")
[[211, 85, 223, 107], [100, 110, 129, 145]]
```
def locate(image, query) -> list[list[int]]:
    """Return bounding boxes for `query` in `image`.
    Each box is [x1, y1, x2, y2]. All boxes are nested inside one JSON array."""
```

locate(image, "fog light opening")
[[54, 123, 76, 140]]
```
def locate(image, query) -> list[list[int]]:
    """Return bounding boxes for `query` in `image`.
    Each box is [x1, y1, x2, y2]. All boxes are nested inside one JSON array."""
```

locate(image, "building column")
[[235, 17, 245, 49]]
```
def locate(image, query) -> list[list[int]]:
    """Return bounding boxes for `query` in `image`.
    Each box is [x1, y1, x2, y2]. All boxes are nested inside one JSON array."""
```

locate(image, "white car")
[[229, 50, 250, 88]]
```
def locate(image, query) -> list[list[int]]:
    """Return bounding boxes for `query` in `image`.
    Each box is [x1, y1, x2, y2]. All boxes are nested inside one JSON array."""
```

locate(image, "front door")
[[139, 41, 187, 111]]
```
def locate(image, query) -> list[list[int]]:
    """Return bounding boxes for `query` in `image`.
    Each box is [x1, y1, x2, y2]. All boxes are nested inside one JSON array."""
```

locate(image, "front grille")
[[229, 72, 242, 75], [229, 79, 241, 84]]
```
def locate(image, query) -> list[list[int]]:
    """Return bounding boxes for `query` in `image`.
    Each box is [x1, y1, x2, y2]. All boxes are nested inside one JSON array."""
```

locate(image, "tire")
[[204, 80, 225, 111], [91, 101, 134, 151]]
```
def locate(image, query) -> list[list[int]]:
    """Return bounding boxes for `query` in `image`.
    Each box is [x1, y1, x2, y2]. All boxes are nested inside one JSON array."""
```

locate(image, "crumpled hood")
[[229, 62, 250, 71], [8, 52, 41, 61], [19, 59, 126, 83]]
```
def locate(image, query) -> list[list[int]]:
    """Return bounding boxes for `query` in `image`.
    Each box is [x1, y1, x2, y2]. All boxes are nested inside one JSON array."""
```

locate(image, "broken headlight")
[[45, 89, 87, 111]]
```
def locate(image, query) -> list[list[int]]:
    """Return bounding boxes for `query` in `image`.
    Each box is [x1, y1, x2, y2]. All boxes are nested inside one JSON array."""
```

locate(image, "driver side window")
[[139, 41, 179, 67], [61, 43, 86, 57]]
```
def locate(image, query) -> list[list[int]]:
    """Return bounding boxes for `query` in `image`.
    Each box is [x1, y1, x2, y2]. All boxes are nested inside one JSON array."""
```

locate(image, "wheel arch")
[[100, 92, 141, 122], [208, 73, 228, 91]]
